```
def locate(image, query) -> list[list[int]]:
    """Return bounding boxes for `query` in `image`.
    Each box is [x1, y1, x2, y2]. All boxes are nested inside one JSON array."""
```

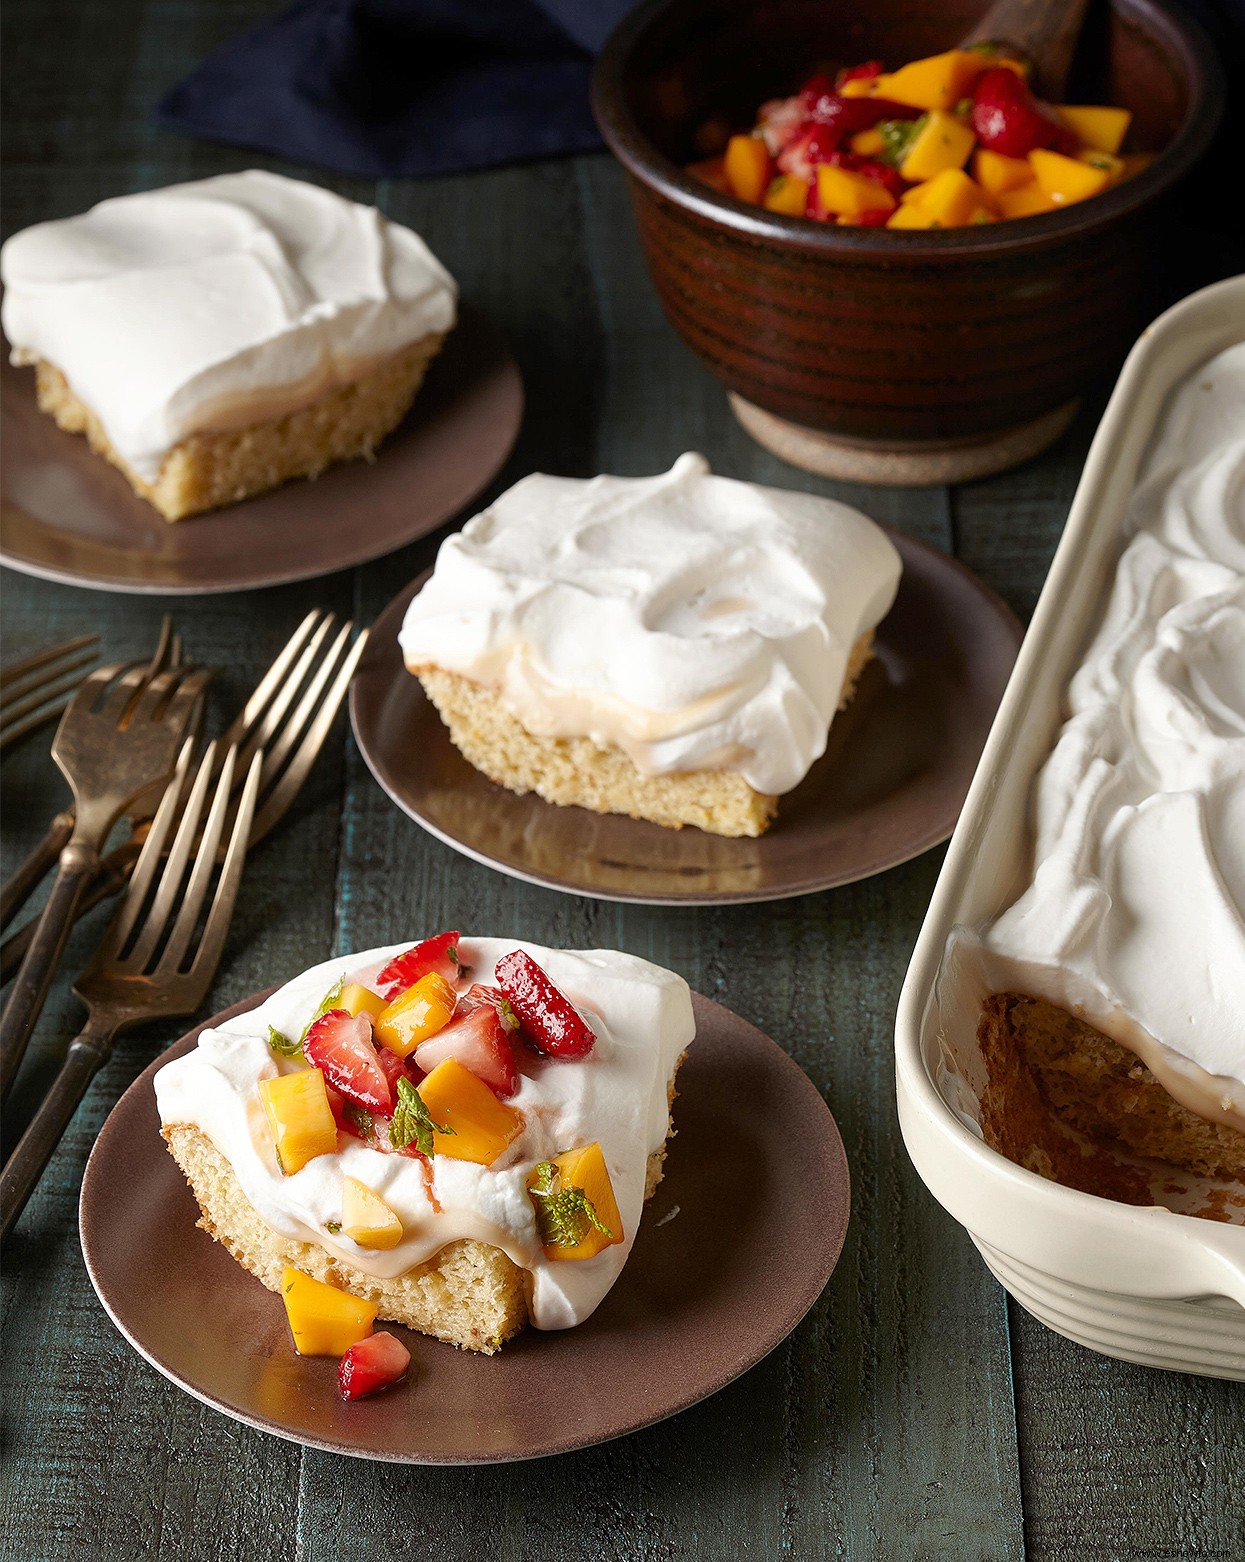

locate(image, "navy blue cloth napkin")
[[156, 0, 637, 179]]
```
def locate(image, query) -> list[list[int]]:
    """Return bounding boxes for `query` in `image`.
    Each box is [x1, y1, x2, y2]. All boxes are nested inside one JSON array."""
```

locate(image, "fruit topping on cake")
[[495, 949, 597, 1058], [338, 1333, 411, 1401]]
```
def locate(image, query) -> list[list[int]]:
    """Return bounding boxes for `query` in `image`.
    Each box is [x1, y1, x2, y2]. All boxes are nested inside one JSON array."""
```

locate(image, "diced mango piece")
[[528, 1143, 625, 1262], [259, 1069, 338, 1175], [340, 982, 387, 1023], [907, 167, 993, 227], [1029, 147, 1111, 205], [280, 1266, 377, 1356], [996, 182, 1060, 218], [763, 174, 809, 216], [374, 971, 456, 1058], [724, 134, 771, 203], [1078, 148, 1124, 181], [1055, 104, 1132, 154], [973, 148, 1035, 197], [417, 1058, 523, 1166], [886, 202, 940, 229], [838, 77, 877, 98], [849, 127, 886, 157], [341, 1176, 404, 1250], [899, 110, 975, 182], [872, 50, 986, 112], [816, 164, 895, 217], [687, 155, 729, 193]]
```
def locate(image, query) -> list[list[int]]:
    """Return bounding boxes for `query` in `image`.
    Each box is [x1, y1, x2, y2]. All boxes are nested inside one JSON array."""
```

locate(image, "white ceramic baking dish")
[[895, 275, 1245, 1380]]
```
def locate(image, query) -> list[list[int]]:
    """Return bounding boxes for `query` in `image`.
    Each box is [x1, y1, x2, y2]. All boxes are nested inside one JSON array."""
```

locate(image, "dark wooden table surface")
[[2, 3, 1242, 1559]]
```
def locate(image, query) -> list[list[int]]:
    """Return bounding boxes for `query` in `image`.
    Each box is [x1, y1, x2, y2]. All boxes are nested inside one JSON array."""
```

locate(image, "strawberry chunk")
[[458, 983, 519, 1029], [494, 951, 596, 1059], [971, 68, 1076, 158], [836, 60, 884, 87], [338, 1331, 410, 1401], [375, 1045, 415, 1097], [303, 1010, 392, 1113], [375, 931, 462, 999], [413, 1004, 519, 1097]]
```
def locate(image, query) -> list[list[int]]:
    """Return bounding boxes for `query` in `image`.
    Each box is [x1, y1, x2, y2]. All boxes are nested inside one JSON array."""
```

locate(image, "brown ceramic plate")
[[350, 532, 1022, 903], [80, 989, 848, 1463], [0, 306, 522, 595]]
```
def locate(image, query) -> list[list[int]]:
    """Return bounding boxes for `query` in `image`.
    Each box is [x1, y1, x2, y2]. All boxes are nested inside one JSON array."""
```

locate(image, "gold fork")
[[0, 740, 261, 1239], [0, 609, 366, 981], [0, 657, 212, 1096], [0, 634, 100, 752]]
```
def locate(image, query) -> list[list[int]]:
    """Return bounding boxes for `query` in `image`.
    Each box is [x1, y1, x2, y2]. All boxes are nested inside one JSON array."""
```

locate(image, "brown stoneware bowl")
[[592, 0, 1223, 482]]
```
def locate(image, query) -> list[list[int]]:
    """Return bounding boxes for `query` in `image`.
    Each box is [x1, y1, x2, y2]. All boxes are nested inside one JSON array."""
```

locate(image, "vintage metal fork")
[[0, 609, 367, 981], [0, 658, 213, 1098], [0, 619, 184, 932], [0, 740, 261, 1240], [0, 634, 100, 753]]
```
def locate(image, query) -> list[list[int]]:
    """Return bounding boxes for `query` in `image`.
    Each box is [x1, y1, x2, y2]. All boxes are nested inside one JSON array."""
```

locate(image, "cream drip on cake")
[[953, 342, 1245, 1131], [154, 938, 694, 1330], [398, 453, 902, 795], [0, 170, 457, 480]]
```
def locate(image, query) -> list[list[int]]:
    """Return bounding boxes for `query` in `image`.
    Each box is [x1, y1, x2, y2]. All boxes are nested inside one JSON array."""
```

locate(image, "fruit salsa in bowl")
[[592, 0, 1223, 475], [694, 47, 1150, 229]]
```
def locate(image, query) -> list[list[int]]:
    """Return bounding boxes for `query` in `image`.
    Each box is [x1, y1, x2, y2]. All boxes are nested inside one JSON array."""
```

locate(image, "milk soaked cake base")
[[32, 331, 445, 522], [413, 633, 874, 839], [977, 993, 1245, 1202], [162, 1056, 683, 1355]]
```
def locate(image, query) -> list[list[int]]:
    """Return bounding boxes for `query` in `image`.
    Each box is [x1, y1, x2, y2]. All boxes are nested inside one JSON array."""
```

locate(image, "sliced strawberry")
[[458, 983, 519, 1029], [375, 930, 462, 999], [414, 1004, 519, 1097], [836, 60, 884, 87], [777, 120, 841, 179], [338, 1332, 410, 1401], [375, 1045, 415, 1096], [970, 68, 1076, 158], [494, 951, 596, 1060], [797, 71, 838, 109], [303, 1010, 391, 1112]]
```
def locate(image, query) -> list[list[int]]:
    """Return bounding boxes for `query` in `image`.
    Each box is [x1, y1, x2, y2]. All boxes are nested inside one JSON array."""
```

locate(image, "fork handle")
[[0, 810, 75, 932], [0, 843, 98, 1100], [0, 1025, 113, 1241], [0, 859, 130, 986]]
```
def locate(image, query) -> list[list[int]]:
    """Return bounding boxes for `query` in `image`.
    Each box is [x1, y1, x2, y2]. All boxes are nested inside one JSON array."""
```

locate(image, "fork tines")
[[216, 609, 369, 845], [0, 635, 100, 752]]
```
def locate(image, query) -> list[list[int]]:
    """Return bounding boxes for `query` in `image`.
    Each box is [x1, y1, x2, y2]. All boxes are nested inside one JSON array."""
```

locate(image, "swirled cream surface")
[[154, 938, 694, 1330], [964, 341, 1245, 1130], [0, 170, 457, 480], [398, 453, 902, 795]]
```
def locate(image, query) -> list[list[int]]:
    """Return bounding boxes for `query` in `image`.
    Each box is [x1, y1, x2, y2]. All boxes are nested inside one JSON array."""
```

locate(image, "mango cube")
[[837, 77, 877, 99], [528, 1143, 625, 1262], [280, 1266, 376, 1356], [872, 50, 985, 113], [724, 134, 771, 204], [340, 982, 387, 1023], [816, 164, 895, 217], [1055, 104, 1132, 154], [417, 1058, 523, 1166], [899, 110, 975, 182], [374, 971, 456, 1058], [259, 1068, 338, 1175], [907, 168, 993, 227], [1029, 148, 1112, 205], [996, 182, 1059, 218], [848, 127, 886, 158], [886, 202, 941, 229], [763, 174, 809, 216], [973, 148, 1035, 198], [341, 1176, 404, 1249]]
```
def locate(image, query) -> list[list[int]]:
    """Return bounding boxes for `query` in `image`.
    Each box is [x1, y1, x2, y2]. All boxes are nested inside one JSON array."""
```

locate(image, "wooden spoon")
[[961, 0, 1092, 99]]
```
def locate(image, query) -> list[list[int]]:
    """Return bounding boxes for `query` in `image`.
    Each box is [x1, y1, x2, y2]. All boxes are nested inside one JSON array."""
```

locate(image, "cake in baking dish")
[[156, 934, 693, 1354], [399, 454, 902, 838], [956, 342, 1245, 1203], [0, 171, 456, 520]]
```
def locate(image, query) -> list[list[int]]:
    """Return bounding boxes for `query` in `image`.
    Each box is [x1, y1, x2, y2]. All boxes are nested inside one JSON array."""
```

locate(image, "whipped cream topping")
[[960, 342, 1245, 1131], [1, 170, 457, 480], [398, 453, 902, 795], [154, 938, 694, 1331]]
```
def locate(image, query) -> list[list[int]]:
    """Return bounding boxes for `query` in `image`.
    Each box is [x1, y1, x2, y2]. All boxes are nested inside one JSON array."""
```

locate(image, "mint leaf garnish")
[[529, 1161, 614, 1248], [267, 1025, 301, 1058], [388, 1077, 453, 1157], [877, 115, 926, 168]]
